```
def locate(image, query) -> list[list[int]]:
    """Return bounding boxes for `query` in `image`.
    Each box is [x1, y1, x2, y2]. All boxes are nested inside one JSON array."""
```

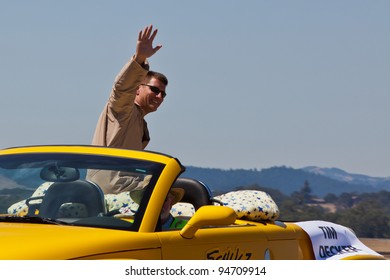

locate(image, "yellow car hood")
[[0, 222, 161, 260]]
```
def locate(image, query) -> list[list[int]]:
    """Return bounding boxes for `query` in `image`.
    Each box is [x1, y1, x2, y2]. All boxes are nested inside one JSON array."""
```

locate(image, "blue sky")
[[1, 1, 389, 177]]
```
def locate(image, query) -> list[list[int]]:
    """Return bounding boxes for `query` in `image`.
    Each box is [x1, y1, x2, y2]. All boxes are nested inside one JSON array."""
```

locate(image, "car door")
[[157, 224, 269, 260], [156, 206, 314, 260], [156, 205, 269, 260]]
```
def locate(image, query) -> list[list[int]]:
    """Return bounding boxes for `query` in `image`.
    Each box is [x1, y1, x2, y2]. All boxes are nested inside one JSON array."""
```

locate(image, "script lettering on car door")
[[206, 247, 252, 260]]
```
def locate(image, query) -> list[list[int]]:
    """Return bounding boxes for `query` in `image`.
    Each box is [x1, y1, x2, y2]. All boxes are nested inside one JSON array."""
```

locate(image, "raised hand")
[[134, 25, 162, 64]]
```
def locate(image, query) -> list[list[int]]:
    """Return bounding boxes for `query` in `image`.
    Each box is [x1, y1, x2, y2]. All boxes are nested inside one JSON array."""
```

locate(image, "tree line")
[[231, 181, 390, 238]]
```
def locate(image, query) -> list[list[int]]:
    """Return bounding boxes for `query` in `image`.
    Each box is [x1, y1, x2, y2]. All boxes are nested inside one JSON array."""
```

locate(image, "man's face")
[[160, 192, 174, 222], [135, 77, 166, 115]]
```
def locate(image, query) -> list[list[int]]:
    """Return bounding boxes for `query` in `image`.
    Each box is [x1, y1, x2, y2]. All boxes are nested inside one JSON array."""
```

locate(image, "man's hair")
[[145, 71, 168, 86]]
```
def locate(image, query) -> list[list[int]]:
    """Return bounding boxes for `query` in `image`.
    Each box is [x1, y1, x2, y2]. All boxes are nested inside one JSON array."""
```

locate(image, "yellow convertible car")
[[0, 145, 385, 260]]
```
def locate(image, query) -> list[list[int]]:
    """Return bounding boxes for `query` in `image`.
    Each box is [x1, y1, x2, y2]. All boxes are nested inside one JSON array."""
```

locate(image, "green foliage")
[[331, 199, 390, 238], [235, 182, 390, 238]]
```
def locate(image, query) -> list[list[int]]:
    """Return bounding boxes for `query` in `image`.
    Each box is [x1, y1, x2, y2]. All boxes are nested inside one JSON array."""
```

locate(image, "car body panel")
[[0, 223, 162, 259], [0, 220, 315, 260], [159, 222, 315, 260]]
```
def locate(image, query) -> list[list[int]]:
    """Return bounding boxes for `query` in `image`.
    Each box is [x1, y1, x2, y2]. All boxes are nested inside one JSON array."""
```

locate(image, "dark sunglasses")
[[141, 84, 167, 98]]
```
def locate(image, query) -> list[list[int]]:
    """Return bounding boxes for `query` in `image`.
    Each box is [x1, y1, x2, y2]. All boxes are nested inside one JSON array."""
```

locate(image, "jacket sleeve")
[[108, 57, 149, 114]]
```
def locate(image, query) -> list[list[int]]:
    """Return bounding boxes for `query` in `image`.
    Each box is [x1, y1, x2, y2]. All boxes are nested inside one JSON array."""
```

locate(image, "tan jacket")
[[88, 58, 150, 194], [92, 57, 150, 150]]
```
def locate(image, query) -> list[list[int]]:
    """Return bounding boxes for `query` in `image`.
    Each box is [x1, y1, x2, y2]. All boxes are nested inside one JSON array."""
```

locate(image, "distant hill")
[[2, 162, 389, 197], [180, 166, 390, 197], [302, 166, 390, 190], [0, 175, 28, 190]]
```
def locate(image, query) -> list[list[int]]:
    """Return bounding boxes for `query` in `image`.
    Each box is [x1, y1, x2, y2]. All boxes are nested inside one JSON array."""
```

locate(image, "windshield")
[[0, 152, 165, 230]]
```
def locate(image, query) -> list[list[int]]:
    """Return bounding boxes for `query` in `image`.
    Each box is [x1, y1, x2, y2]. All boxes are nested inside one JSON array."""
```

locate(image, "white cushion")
[[214, 190, 279, 221], [105, 191, 138, 212], [170, 202, 195, 217]]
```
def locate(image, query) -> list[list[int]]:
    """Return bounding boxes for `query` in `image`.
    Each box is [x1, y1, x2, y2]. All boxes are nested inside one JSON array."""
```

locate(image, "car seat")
[[38, 179, 106, 219], [172, 177, 214, 210]]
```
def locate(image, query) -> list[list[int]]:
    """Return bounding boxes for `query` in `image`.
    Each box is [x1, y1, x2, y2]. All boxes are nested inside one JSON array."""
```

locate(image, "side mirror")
[[180, 205, 236, 239]]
